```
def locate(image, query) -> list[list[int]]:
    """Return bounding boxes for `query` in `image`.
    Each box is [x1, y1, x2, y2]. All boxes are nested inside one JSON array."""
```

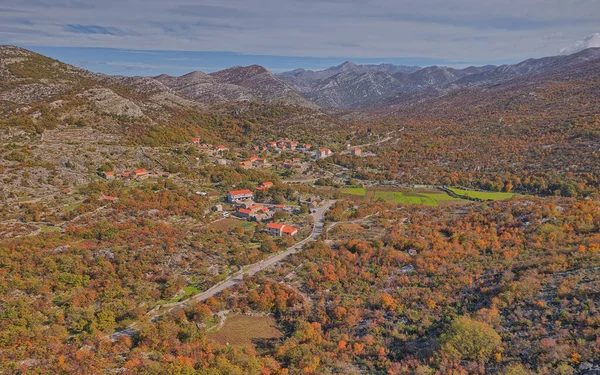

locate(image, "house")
[[191, 137, 201, 144], [216, 145, 228, 152], [317, 148, 332, 159], [303, 143, 312, 150], [272, 204, 285, 211], [212, 204, 223, 212], [133, 169, 148, 178], [257, 181, 273, 191], [351, 147, 362, 156], [121, 172, 131, 178], [265, 223, 285, 236], [235, 208, 252, 219], [101, 171, 116, 180], [265, 223, 298, 237], [310, 201, 319, 209], [268, 142, 278, 149], [282, 226, 298, 236], [239, 161, 253, 169], [253, 157, 266, 166], [228, 189, 253, 203]]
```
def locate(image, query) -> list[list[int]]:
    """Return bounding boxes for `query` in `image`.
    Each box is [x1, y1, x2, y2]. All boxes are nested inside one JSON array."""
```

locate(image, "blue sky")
[[1, 0, 599, 76]]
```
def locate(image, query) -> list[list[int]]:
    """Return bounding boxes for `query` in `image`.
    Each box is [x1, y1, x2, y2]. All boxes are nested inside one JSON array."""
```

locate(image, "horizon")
[[1, 1, 598, 76], [7, 44, 595, 78]]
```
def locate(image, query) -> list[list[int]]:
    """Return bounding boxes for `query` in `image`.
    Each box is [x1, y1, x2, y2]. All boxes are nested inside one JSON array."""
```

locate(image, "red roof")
[[266, 223, 285, 230], [134, 169, 147, 174], [237, 208, 252, 215], [275, 204, 284, 208], [319, 148, 330, 152], [282, 226, 297, 234], [352, 147, 361, 151], [192, 137, 201, 143], [229, 189, 252, 196], [104, 171, 115, 176]]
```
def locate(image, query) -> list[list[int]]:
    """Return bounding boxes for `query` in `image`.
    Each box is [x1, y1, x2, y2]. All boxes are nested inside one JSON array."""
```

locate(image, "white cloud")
[[1, 0, 600, 62], [559, 33, 600, 55]]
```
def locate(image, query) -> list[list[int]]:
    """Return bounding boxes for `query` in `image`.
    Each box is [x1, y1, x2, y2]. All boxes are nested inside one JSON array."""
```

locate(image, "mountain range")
[[1, 45, 600, 116]]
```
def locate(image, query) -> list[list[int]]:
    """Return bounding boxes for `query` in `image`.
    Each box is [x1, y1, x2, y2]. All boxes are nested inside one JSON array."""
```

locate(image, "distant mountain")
[[279, 61, 421, 94], [453, 47, 600, 86], [279, 49, 600, 109], [156, 65, 318, 108], [376, 47, 600, 115], [280, 62, 494, 109]]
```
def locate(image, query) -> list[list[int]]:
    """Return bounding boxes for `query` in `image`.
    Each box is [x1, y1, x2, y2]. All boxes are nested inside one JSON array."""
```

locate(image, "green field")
[[449, 188, 516, 201], [373, 191, 439, 206], [341, 187, 367, 196], [340, 187, 469, 207]]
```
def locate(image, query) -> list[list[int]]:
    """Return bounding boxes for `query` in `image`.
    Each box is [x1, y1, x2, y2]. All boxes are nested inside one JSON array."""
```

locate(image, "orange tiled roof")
[[229, 189, 252, 196]]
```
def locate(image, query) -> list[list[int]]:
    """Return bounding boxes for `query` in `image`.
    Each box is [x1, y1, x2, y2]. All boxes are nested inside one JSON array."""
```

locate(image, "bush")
[[438, 316, 501, 364]]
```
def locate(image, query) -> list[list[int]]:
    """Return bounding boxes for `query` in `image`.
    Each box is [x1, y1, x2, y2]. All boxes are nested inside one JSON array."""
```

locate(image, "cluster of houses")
[[267, 139, 311, 151], [191, 138, 229, 153], [101, 168, 163, 180], [239, 155, 267, 170], [225, 185, 299, 236]]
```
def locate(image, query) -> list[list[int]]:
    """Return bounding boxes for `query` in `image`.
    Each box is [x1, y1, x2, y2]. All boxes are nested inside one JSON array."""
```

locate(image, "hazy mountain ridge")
[[279, 61, 497, 108]]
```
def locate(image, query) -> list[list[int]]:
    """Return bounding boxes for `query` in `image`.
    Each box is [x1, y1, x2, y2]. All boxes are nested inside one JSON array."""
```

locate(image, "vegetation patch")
[[208, 314, 281, 348], [341, 187, 367, 196], [449, 188, 517, 201]]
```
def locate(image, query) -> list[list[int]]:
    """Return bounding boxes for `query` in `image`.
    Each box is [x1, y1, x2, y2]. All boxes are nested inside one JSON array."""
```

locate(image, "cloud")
[[64, 24, 128, 36], [2, 0, 600, 64], [559, 33, 600, 55]]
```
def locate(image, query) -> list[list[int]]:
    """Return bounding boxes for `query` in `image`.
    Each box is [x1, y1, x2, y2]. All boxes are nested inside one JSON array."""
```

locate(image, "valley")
[[0, 44, 599, 375]]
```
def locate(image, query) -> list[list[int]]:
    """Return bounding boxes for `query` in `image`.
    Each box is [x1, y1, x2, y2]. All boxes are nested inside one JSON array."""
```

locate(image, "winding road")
[[109, 200, 335, 340]]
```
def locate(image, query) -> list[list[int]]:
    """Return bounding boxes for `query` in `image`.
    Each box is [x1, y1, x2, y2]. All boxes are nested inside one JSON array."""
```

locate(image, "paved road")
[[109, 200, 335, 340]]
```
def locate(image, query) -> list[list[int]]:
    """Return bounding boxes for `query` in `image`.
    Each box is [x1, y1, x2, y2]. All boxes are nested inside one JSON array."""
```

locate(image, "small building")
[[351, 147, 362, 156], [235, 208, 252, 219], [265, 222, 298, 237], [228, 189, 253, 203], [121, 172, 131, 178], [268, 142, 278, 148], [257, 181, 273, 191], [303, 143, 312, 150], [272, 204, 285, 211], [101, 171, 116, 180], [317, 148, 332, 159], [133, 169, 148, 178], [240, 161, 253, 170], [212, 204, 223, 212], [310, 201, 319, 209], [216, 145, 228, 152], [191, 137, 201, 144], [282, 226, 298, 236]]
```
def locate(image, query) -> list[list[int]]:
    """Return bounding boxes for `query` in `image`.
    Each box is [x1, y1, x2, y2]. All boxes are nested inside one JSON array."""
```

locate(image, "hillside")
[[2, 45, 600, 375]]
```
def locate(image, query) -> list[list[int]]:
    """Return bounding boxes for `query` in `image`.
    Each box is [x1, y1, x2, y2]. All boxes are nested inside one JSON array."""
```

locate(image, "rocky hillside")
[[279, 62, 495, 108], [279, 49, 600, 109], [156, 65, 319, 109]]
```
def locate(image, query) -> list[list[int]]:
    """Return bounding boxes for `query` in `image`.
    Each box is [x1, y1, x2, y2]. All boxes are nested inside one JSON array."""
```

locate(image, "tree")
[[438, 316, 501, 364]]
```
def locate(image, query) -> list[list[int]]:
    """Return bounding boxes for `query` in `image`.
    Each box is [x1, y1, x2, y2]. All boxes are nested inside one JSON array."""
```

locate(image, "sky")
[[1, 0, 599, 76]]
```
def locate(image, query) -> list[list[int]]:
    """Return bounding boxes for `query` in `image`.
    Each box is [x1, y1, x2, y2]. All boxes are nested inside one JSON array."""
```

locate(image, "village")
[[92, 136, 364, 240]]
